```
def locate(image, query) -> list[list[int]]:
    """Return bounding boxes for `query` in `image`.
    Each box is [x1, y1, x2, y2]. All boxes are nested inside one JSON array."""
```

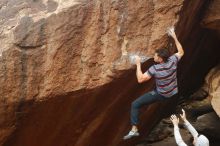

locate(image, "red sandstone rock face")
[[0, 0, 183, 100], [3, 0, 219, 146]]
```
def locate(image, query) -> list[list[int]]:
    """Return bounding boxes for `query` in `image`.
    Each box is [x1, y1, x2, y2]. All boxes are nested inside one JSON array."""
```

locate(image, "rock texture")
[[139, 99, 220, 146], [176, 0, 220, 96], [0, 0, 184, 100], [0, 0, 220, 146], [0, 0, 184, 145], [200, 0, 220, 117], [203, 65, 220, 117], [196, 112, 220, 139], [202, 0, 220, 32]]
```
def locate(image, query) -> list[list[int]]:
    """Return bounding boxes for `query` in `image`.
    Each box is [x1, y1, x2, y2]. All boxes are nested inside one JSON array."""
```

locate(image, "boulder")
[[203, 65, 220, 117], [0, 0, 184, 145], [1, 0, 220, 146], [196, 112, 220, 139], [202, 0, 220, 31]]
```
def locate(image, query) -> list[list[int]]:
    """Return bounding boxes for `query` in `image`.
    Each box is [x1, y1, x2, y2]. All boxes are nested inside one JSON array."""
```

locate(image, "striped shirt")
[[145, 54, 180, 97]]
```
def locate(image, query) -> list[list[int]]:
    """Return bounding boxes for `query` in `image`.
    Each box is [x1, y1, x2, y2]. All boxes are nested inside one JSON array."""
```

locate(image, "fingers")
[[135, 56, 141, 60], [167, 26, 175, 36], [168, 26, 174, 32], [182, 109, 185, 113], [171, 114, 177, 118], [180, 113, 183, 118], [180, 109, 185, 116], [135, 56, 141, 64], [167, 29, 172, 36], [170, 26, 175, 32], [170, 114, 179, 125], [135, 55, 140, 59], [170, 115, 175, 122], [170, 114, 178, 120], [170, 116, 173, 121]]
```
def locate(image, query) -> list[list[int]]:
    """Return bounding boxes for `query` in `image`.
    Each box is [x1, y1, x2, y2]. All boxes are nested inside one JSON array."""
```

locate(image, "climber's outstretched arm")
[[135, 56, 151, 83], [168, 27, 184, 59]]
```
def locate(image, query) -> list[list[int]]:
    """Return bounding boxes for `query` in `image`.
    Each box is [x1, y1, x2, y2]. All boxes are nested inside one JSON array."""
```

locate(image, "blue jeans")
[[131, 90, 166, 125]]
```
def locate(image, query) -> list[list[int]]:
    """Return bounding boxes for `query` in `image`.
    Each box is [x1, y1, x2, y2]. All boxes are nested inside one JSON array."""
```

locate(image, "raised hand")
[[167, 26, 176, 38], [170, 114, 179, 126], [135, 55, 141, 65], [180, 109, 187, 121]]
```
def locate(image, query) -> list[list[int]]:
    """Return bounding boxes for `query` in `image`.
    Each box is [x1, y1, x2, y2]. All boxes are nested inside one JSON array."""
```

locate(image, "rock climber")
[[124, 27, 184, 140]]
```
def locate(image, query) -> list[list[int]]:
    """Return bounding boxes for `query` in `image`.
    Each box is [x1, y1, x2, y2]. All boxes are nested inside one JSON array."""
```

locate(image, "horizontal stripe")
[[157, 81, 177, 92], [160, 88, 178, 97], [159, 85, 178, 94], [154, 62, 175, 71], [155, 70, 176, 80], [157, 78, 176, 87], [153, 54, 179, 97]]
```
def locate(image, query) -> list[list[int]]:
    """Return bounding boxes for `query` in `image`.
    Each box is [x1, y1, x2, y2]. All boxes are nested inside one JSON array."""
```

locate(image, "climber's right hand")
[[135, 56, 141, 65], [167, 26, 176, 38]]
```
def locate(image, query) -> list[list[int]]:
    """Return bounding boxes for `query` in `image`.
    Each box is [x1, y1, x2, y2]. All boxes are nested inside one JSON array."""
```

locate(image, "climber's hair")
[[155, 48, 170, 62]]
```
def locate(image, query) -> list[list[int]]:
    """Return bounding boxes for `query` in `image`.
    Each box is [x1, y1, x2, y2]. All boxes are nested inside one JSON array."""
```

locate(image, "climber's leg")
[[123, 90, 165, 140]]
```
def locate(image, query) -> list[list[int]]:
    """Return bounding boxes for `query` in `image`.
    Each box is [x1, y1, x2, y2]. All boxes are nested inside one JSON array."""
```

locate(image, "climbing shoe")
[[123, 130, 139, 140]]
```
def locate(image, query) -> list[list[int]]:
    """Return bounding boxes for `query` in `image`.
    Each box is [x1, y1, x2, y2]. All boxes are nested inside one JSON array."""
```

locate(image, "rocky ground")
[[137, 90, 220, 146]]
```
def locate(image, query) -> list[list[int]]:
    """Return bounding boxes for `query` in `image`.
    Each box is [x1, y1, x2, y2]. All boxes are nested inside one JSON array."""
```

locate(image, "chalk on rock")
[[128, 53, 150, 65]]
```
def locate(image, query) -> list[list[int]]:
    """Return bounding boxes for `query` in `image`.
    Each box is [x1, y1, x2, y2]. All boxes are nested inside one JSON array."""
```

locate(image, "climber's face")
[[154, 53, 163, 63]]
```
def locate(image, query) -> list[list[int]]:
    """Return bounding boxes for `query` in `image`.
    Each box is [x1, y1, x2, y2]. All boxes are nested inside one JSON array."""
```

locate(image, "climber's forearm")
[[136, 63, 144, 83], [173, 35, 184, 56]]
